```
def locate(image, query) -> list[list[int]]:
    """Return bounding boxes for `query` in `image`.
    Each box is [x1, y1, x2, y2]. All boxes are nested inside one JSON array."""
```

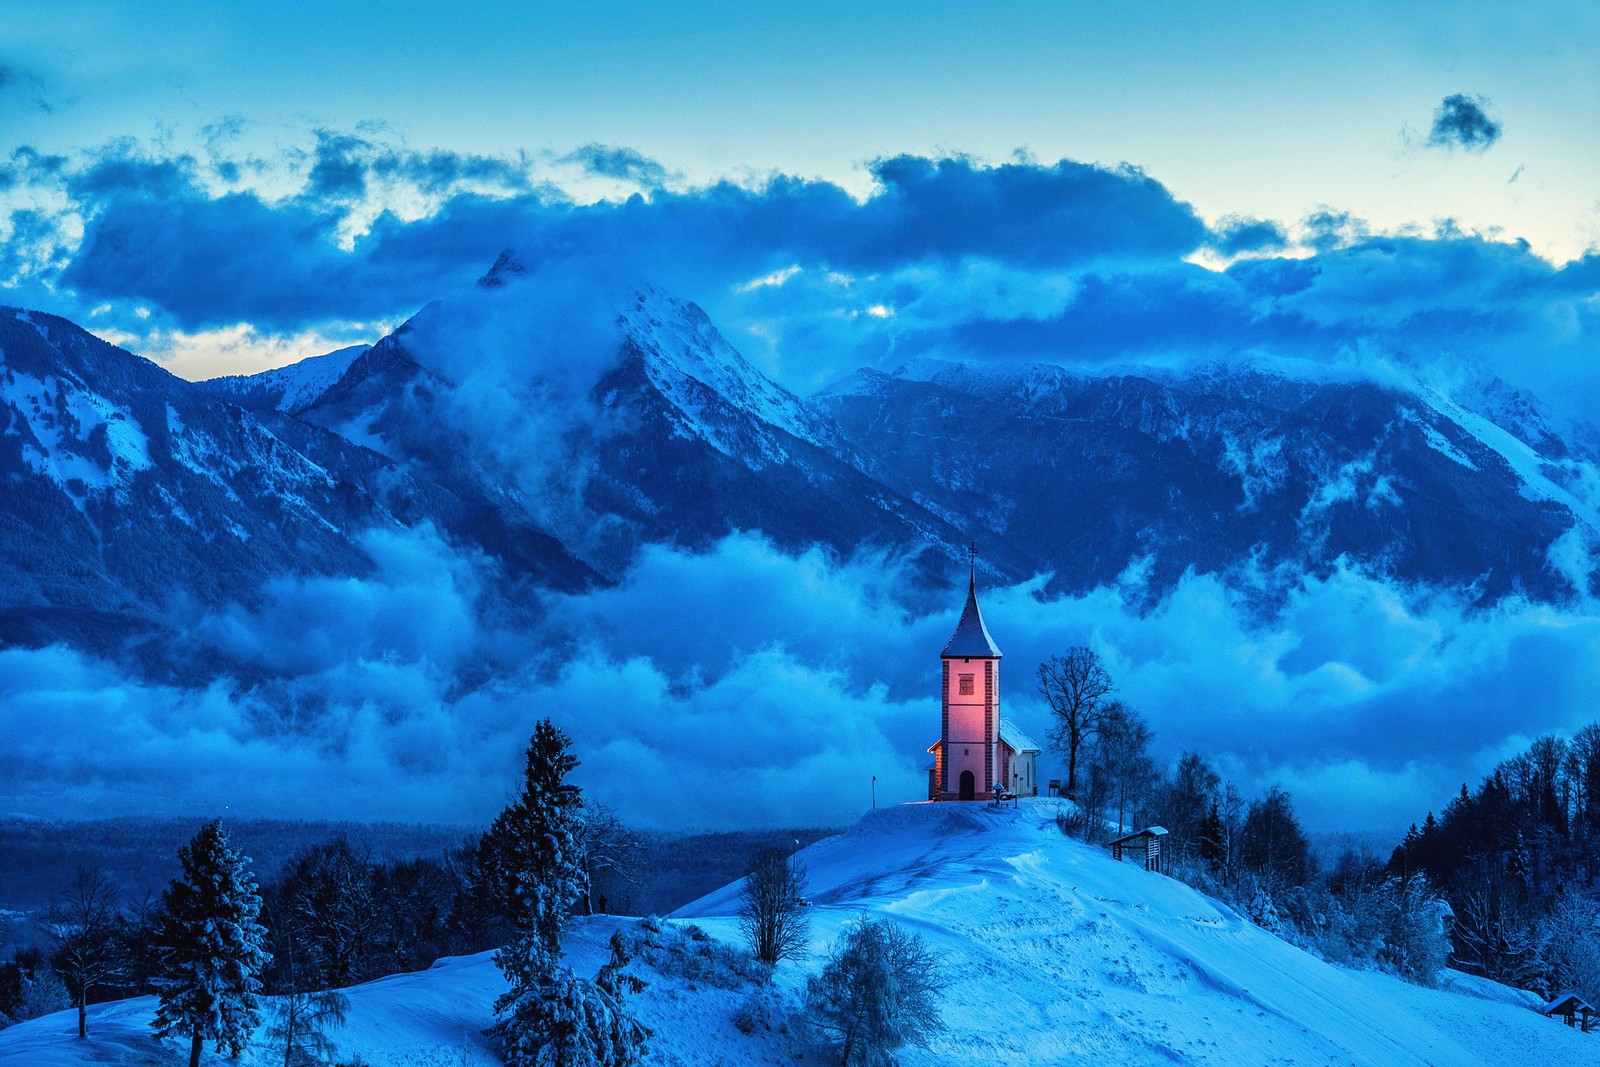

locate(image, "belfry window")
[[958, 673, 975, 696]]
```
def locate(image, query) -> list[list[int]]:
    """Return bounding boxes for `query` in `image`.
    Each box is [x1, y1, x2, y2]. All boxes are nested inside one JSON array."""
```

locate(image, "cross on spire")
[[968, 540, 977, 592]]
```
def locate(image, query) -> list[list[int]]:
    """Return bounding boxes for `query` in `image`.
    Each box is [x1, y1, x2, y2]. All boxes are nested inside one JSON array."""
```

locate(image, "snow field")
[[2, 799, 1590, 1066]]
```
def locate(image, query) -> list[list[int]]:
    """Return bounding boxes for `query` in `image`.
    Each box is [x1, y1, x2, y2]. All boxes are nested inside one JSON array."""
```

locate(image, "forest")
[[1042, 646, 1599, 999]]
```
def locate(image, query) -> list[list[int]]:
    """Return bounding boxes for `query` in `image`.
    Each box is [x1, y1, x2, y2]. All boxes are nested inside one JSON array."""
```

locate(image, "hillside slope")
[[0, 800, 1585, 1066]]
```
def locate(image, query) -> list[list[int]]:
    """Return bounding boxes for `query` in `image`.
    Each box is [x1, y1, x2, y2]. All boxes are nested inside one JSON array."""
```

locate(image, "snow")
[[2, 800, 1589, 1066], [202, 344, 369, 414], [0, 367, 151, 508], [1400, 407, 1481, 472], [622, 288, 841, 461], [1418, 387, 1600, 529], [998, 716, 1041, 754]]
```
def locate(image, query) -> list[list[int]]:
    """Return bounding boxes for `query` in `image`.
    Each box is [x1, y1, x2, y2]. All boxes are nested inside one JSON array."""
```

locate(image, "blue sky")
[[5, 2, 1600, 831], [4, 2, 1598, 380]]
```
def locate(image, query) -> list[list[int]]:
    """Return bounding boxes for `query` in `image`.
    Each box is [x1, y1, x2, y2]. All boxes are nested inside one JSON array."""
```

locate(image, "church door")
[[959, 770, 975, 801]]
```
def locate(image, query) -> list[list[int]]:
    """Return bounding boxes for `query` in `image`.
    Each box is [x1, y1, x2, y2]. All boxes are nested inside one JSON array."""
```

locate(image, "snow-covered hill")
[[2, 800, 1585, 1066]]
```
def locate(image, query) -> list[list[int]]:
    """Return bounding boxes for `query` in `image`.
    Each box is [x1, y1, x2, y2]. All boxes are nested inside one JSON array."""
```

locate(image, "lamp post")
[[871, 775, 877, 809]]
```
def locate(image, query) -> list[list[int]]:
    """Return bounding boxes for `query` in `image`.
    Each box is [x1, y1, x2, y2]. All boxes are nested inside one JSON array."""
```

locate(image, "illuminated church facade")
[[926, 563, 1040, 801]]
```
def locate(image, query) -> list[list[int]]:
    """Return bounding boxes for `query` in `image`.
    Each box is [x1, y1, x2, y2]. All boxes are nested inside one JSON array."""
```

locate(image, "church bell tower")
[[930, 545, 1003, 801]]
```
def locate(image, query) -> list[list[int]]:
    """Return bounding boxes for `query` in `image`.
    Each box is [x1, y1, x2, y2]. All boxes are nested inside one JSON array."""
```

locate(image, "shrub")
[[732, 987, 790, 1036], [805, 915, 945, 1067], [632, 920, 768, 990]]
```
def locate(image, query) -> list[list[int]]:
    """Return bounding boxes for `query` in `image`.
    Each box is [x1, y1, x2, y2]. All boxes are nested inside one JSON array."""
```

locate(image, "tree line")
[[1388, 724, 1600, 1001], [1039, 646, 1454, 985], [1, 717, 946, 1067]]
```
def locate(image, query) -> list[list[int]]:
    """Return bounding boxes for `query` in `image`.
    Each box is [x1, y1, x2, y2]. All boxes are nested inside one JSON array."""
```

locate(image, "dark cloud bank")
[[4, 135, 1600, 835]]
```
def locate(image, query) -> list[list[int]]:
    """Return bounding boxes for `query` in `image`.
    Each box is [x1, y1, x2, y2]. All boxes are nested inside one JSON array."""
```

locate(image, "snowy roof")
[[941, 578, 1002, 659], [999, 718, 1041, 754], [1107, 827, 1169, 846], [1540, 992, 1595, 1016]]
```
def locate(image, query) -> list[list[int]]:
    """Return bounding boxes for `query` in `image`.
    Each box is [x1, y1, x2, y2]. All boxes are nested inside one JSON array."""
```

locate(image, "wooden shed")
[[1541, 992, 1596, 1032], [1107, 826, 1169, 873]]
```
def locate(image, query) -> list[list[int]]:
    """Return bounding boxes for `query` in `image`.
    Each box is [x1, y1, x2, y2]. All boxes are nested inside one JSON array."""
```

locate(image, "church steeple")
[[943, 543, 1002, 659]]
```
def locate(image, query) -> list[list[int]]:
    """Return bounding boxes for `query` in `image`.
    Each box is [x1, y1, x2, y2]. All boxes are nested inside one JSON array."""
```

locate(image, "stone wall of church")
[[942, 655, 998, 799]]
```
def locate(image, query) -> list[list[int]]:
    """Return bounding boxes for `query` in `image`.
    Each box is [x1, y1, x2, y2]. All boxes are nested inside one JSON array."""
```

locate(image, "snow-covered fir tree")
[[150, 820, 271, 1067], [490, 719, 647, 1066], [496, 932, 648, 1067], [487, 719, 588, 953]]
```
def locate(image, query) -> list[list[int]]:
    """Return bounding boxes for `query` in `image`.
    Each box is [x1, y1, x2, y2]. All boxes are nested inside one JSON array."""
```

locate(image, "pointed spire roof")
[[942, 544, 1002, 658]]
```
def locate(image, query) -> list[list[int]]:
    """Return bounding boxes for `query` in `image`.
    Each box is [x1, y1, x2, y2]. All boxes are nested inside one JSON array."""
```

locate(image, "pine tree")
[[489, 719, 647, 1066], [151, 820, 272, 1067], [495, 937, 647, 1067], [486, 720, 588, 953]]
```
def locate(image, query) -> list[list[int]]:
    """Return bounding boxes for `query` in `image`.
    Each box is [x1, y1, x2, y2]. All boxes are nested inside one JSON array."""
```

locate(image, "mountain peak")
[[616, 285, 841, 455], [477, 247, 529, 288]]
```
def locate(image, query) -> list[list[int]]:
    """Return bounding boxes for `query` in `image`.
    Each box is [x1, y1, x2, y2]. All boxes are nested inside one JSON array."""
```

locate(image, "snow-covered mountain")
[[0, 308, 394, 654], [293, 259, 978, 580], [0, 801, 1584, 1065], [6, 250, 1599, 661], [0, 306, 593, 663], [198, 343, 369, 415], [814, 357, 1597, 602]]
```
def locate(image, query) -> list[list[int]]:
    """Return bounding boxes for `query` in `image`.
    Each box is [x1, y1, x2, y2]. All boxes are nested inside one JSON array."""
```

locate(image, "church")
[[926, 558, 1041, 801]]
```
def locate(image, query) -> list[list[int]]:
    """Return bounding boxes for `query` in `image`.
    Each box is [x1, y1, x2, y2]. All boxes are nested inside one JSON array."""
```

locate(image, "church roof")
[[941, 578, 1002, 659], [999, 717, 1040, 754]]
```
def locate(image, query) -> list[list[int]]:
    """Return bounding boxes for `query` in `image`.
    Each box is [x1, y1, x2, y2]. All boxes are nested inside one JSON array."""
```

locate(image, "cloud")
[[302, 129, 536, 202], [1426, 93, 1502, 152], [562, 144, 672, 188], [4, 526, 1598, 835], [9, 132, 1600, 441], [12, 142, 1205, 341], [1209, 214, 1288, 257], [306, 131, 372, 202]]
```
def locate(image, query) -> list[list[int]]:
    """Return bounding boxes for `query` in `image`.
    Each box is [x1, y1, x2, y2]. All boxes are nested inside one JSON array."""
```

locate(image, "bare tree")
[[280, 838, 383, 987], [1220, 783, 1246, 888], [1567, 723, 1600, 841], [45, 868, 126, 1039], [1152, 752, 1221, 860], [264, 940, 349, 1067], [1092, 702, 1156, 834], [1037, 647, 1115, 800], [738, 848, 810, 965], [575, 804, 646, 915], [1241, 785, 1312, 890]]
